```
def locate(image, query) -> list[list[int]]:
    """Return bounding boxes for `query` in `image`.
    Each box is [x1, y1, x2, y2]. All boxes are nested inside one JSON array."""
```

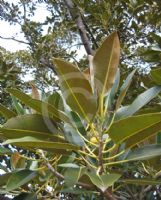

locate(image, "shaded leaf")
[[0, 104, 16, 119], [150, 67, 161, 85], [122, 178, 161, 185], [6, 169, 37, 191], [64, 167, 82, 187], [116, 69, 136, 110]]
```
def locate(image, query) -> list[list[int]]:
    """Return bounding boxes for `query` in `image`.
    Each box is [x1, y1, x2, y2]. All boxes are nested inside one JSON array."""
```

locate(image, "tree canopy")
[[0, 0, 161, 199]]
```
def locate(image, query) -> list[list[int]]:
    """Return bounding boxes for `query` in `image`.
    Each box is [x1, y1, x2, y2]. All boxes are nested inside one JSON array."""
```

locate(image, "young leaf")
[[54, 58, 97, 121], [93, 31, 120, 96], [6, 169, 37, 191]]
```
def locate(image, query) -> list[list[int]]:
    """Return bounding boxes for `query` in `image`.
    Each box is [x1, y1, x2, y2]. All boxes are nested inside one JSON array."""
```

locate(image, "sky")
[[0, 1, 50, 52]]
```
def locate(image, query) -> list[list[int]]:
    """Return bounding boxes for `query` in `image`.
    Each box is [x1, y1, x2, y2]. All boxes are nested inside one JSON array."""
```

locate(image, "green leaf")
[[125, 121, 161, 149], [115, 86, 161, 120], [6, 169, 37, 191], [13, 193, 37, 200], [86, 172, 121, 192], [0, 173, 12, 186], [69, 111, 86, 136], [54, 58, 97, 121], [3, 136, 79, 152], [46, 92, 64, 111], [121, 178, 161, 185], [93, 31, 120, 95], [64, 167, 82, 187], [7, 88, 70, 124], [0, 104, 16, 119], [0, 147, 12, 155], [116, 69, 136, 110], [107, 68, 120, 110], [0, 128, 64, 142], [3, 114, 58, 134], [12, 95, 25, 115], [125, 144, 161, 161], [150, 67, 161, 85], [58, 163, 79, 168], [108, 113, 161, 144], [64, 123, 85, 147]]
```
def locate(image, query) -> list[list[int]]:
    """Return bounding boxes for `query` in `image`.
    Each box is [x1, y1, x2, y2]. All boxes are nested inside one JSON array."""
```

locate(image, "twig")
[[0, 35, 29, 45]]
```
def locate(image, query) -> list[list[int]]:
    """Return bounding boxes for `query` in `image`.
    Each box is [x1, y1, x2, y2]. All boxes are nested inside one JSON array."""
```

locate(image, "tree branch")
[[0, 35, 30, 45], [64, 0, 93, 55]]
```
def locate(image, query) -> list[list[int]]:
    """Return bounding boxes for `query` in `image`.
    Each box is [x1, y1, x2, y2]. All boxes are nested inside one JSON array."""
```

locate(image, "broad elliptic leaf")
[[63, 123, 85, 147], [115, 86, 161, 120], [0, 128, 64, 142], [3, 136, 79, 152], [64, 167, 82, 187], [125, 144, 161, 161], [54, 58, 97, 121], [93, 31, 120, 96], [0, 173, 12, 186], [0, 104, 16, 119], [150, 67, 161, 85], [86, 172, 121, 192], [108, 113, 161, 144], [6, 169, 37, 191], [7, 88, 70, 123], [3, 114, 58, 134], [115, 69, 136, 110]]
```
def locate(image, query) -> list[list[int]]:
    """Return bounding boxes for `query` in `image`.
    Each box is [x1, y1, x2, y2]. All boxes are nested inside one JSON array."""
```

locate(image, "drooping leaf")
[[6, 169, 37, 191], [3, 114, 58, 134], [0, 104, 16, 119], [0, 128, 64, 142], [115, 69, 136, 110], [54, 58, 97, 121], [125, 144, 161, 161], [115, 86, 161, 120], [150, 67, 161, 85], [86, 172, 121, 192], [93, 31, 120, 95], [7, 89, 70, 123], [3, 136, 79, 152], [108, 113, 161, 144], [121, 178, 161, 185]]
